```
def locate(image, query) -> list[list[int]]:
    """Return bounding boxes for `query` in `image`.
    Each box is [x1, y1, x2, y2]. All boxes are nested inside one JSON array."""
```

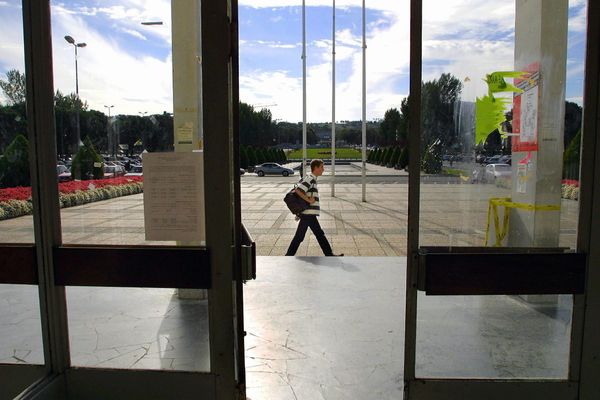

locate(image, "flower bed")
[[561, 179, 579, 200], [0, 176, 143, 220]]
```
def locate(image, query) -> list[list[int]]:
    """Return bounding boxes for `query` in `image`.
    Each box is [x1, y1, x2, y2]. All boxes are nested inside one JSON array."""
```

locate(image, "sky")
[[0, 0, 588, 123]]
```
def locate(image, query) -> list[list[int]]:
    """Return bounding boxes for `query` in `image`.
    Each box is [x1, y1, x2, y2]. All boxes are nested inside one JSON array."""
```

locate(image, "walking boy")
[[285, 159, 343, 257]]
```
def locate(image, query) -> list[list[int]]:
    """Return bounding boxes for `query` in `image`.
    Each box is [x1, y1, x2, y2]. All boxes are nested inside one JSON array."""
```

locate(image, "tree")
[[563, 128, 581, 180], [398, 146, 409, 169], [564, 101, 582, 149], [0, 69, 26, 105], [240, 145, 249, 169], [397, 97, 409, 147], [0, 134, 30, 188], [71, 136, 104, 180], [380, 108, 401, 146], [421, 73, 462, 153]]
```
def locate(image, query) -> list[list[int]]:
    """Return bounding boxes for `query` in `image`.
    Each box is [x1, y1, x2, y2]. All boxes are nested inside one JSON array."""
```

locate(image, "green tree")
[[0, 134, 30, 188], [397, 97, 409, 147], [421, 139, 442, 174], [380, 108, 401, 146], [564, 101, 582, 149], [71, 136, 104, 180], [247, 147, 258, 167], [563, 128, 581, 180], [240, 145, 249, 169], [398, 146, 409, 169], [0, 69, 26, 105], [390, 146, 401, 167], [421, 73, 462, 153]]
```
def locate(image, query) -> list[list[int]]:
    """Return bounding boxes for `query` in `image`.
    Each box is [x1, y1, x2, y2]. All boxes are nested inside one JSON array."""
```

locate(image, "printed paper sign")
[[512, 62, 540, 152], [143, 152, 205, 242]]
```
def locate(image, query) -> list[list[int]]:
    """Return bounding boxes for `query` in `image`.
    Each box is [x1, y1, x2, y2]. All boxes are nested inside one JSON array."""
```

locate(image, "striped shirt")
[[297, 172, 320, 216]]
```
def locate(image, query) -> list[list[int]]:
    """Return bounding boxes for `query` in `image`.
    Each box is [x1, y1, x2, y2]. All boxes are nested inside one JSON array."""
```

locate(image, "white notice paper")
[[143, 152, 205, 242]]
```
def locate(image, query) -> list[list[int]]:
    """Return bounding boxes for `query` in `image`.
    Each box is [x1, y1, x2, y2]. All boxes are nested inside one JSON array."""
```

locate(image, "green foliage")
[[421, 141, 442, 174], [398, 146, 409, 169], [0, 69, 26, 105], [390, 146, 401, 166], [286, 148, 362, 159], [382, 147, 392, 165], [0, 134, 30, 188], [373, 148, 381, 163], [380, 108, 401, 146], [246, 147, 258, 167], [421, 73, 462, 152], [564, 101, 582, 149], [563, 129, 581, 180], [240, 145, 249, 169], [54, 90, 88, 111], [71, 137, 104, 180]]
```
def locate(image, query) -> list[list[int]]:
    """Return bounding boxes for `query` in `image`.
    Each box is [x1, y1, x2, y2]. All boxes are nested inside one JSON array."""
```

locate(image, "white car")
[[484, 163, 511, 183]]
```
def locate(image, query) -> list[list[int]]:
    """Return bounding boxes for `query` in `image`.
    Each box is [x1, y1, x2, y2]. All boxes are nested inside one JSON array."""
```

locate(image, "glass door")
[[404, 0, 595, 398], [6, 1, 247, 399]]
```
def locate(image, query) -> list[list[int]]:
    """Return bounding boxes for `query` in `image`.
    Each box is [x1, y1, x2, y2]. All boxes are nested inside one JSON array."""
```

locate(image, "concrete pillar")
[[509, 0, 568, 302], [171, 1, 206, 299]]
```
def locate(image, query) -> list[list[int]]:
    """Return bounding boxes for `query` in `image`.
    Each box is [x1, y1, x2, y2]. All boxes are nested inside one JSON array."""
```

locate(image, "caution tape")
[[484, 197, 561, 247]]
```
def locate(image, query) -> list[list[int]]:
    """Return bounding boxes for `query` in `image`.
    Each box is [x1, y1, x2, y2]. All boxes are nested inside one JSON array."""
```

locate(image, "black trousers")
[[285, 214, 333, 256]]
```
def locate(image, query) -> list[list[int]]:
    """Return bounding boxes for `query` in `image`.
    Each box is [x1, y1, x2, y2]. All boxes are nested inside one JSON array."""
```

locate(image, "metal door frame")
[[403, 1, 600, 399], [1, 1, 246, 399]]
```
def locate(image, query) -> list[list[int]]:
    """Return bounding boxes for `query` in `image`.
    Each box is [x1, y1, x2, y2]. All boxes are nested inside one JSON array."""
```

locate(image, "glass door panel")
[[414, 0, 586, 382], [49, 0, 210, 373], [0, 1, 46, 397]]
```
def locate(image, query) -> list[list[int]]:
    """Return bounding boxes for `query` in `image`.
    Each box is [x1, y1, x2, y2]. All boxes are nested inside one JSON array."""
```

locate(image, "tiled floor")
[[1, 256, 572, 399]]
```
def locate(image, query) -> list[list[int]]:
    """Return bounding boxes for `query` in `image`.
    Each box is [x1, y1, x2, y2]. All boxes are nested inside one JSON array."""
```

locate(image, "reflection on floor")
[[1, 256, 572, 399]]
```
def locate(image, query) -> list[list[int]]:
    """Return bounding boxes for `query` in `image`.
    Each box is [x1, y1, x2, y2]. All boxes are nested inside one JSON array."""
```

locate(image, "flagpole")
[[331, 0, 336, 196], [302, 0, 307, 178], [361, 0, 367, 202]]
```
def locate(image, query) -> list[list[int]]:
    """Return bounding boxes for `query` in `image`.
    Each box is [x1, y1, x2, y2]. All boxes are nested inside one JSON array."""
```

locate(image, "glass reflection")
[[67, 287, 210, 371]]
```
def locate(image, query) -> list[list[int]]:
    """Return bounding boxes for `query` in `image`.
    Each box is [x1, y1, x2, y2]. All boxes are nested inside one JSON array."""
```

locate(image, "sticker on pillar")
[[475, 71, 530, 145], [176, 122, 193, 145], [517, 163, 528, 194], [512, 63, 540, 152]]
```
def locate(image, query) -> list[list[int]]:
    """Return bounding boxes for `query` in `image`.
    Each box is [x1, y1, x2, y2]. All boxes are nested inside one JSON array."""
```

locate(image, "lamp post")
[[104, 105, 115, 158], [64, 35, 86, 151]]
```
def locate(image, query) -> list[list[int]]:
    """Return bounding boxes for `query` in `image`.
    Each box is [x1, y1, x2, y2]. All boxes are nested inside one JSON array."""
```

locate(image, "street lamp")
[[64, 35, 87, 151], [104, 105, 115, 158], [104, 105, 114, 118]]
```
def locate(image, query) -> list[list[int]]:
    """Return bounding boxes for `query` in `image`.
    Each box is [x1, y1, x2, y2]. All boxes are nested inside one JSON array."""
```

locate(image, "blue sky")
[[0, 0, 588, 123]]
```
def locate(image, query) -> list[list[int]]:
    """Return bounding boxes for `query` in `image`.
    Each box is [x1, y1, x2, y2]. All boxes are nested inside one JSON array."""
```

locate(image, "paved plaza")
[[0, 163, 579, 254]]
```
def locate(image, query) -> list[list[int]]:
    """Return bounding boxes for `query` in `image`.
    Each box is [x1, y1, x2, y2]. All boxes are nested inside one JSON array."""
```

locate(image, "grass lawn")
[[286, 148, 362, 159]]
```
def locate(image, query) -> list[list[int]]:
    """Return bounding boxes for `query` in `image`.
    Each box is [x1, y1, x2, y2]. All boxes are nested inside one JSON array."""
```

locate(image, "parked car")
[[103, 164, 126, 178], [498, 155, 512, 165], [240, 168, 246, 175], [484, 163, 511, 183], [56, 165, 72, 182], [483, 155, 503, 165], [475, 154, 487, 164], [254, 163, 294, 177], [124, 165, 143, 177]]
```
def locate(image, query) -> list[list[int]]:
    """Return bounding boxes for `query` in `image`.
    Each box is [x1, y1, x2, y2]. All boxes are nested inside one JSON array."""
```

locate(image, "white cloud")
[[0, 0, 588, 124], [50, 5, 173, 115]]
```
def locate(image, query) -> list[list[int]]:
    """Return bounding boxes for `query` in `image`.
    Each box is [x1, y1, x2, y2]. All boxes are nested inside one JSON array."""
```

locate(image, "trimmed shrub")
[[398, 146, 409, 169], [0, 134, 30, 188], [563, 129, 580, 180], [71, 136, 104, 180]]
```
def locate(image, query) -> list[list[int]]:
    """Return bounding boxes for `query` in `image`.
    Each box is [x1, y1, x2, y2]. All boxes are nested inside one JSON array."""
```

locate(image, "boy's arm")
[[294, 188, 315, 204]]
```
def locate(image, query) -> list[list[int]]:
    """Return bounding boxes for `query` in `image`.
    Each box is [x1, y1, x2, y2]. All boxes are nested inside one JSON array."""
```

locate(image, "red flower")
[[1, 176, 143, 202]]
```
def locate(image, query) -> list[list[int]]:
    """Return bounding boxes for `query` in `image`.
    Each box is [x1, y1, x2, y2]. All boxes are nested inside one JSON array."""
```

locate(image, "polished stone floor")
[[1, 256, 572, 399]]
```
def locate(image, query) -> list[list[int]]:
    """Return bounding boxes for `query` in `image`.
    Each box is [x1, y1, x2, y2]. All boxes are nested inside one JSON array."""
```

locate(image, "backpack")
[[283, 185, 309, 215]]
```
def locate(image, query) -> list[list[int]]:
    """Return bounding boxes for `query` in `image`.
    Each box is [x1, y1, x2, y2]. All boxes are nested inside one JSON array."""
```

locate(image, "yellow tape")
[[484, 197, 561, 247]]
